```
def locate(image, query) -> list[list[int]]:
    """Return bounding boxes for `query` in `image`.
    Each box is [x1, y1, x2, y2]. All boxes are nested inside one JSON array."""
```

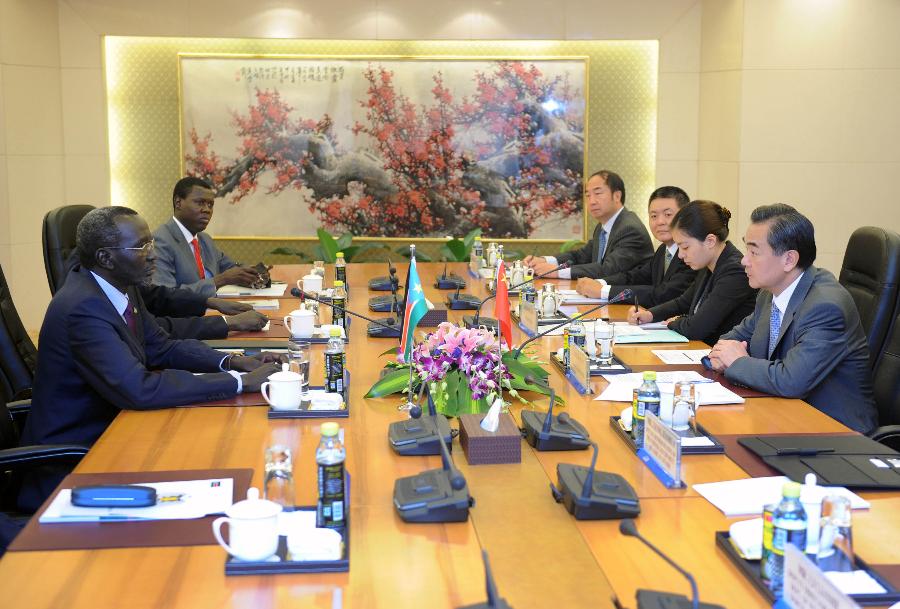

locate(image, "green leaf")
[[335, 232, 353, 251], [267, 247, 307, 259], [316, 228, 340, 262], [560, 239, 586, 253], [313, 244, 326, 261], [462, 228, 482, 250], [440, 240, 468, 262], [442, 371, 462, 417], [364, 368, 411, 398], [378, 345, 400, 357], [396, 245, 432, 261], [346, 242, 390, 262]]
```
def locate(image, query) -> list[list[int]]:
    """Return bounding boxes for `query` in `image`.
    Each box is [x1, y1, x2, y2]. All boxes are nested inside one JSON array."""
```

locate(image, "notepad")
[[217, 282, 288, 298], [652, 349, 711, 365], [693, 476, 869, 517], [237, 299, 281, 310], [557, 289, 606, 305]]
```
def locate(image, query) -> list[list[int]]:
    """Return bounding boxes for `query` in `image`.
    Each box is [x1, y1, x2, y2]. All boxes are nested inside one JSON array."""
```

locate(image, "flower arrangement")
[[365, 322, 560, 416]]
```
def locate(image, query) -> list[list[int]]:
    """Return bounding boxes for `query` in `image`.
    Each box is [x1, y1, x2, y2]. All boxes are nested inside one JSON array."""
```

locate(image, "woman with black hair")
[[628, 200, 758, 345]]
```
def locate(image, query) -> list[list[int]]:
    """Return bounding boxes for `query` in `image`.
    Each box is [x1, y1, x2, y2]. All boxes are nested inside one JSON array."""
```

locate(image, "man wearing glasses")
[[19, 206, 281, 511], [153, 176, 266, 297]]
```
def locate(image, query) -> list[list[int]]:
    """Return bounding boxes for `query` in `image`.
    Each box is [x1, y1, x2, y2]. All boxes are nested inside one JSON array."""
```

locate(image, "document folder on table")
[[738, 434, 900, 490]]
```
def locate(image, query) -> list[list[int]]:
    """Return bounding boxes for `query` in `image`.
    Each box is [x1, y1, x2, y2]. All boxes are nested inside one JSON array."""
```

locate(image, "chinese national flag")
[[493, 261, 513, 348]]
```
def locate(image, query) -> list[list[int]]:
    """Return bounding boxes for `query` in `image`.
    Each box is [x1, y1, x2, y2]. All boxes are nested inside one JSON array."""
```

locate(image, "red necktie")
[[123, 302, 139, 336], [191, 237, 205, 279]]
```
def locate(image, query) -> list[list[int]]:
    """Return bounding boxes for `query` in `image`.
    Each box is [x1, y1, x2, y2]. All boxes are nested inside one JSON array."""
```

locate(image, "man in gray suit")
[[153, 177, 265, 298], [524, 170, 653, 280], [709, 204, 878, 433]]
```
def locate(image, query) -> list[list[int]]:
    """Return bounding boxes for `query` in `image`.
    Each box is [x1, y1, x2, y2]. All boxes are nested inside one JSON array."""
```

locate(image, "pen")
[[775, 447, 835, 456]]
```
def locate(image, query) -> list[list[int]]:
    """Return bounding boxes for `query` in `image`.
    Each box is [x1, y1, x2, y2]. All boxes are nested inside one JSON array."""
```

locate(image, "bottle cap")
[[782, 481, 802, 498], [643, 371, 657, 381], [333, 280, 344, 287], [321, 422, 340, 437], [335, 252, 344, 259], [329, 327, 342, 337]]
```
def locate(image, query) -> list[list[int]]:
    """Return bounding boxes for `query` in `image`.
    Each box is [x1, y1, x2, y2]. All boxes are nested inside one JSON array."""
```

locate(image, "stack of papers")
[[39, 478, 234, 523], [652, 349, 711, 365], [595, 371, 744, 405], [237, 299, 281, 310], [217, 282, 288, 298], [558, 289, 605, 305], [693, 476, 869, 517], [608, 323, 689, 344]]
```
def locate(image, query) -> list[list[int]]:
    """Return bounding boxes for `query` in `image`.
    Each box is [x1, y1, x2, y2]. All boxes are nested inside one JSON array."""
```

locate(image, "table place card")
[[520, 300, 539, 335], [569, 344, 591, 392], [784, 544, 861, 609], [642, 412, 683, 487]]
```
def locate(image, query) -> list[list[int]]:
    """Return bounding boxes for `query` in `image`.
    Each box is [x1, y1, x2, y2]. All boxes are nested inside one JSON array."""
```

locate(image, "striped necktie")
[[596, 228, 608, 262], [768, 305, 782, 358], [664, 249, 673, 273]]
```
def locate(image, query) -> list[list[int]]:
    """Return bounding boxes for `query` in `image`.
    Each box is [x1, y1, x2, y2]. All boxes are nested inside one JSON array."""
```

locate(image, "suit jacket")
[[721, 267, 878, 433], [64, 251, 228, 340], [152, 218, 237, 298], [555, 209, 654, 280], [19, 267, 239, 508], [650, 241, 758, 345], [604, 244, 697, 307]]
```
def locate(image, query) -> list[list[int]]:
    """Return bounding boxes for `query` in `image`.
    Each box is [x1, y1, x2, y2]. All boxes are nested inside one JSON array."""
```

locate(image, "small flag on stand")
[[493, 260, 512, 348], [399, 254, 429, 362]]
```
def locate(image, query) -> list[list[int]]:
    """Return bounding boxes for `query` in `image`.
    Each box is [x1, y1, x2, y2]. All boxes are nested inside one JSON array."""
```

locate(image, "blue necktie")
[[664, 249, 673, 273], [768, 304, 782, 358], [596, 228, 608, 262]]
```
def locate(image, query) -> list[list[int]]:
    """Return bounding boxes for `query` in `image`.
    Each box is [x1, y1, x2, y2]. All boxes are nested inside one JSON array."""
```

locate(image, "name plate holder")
[[775, 544, 861, 609], [636, 412, 685, 489], [564, 344, 593, 396], [517, 300, 539, 338]]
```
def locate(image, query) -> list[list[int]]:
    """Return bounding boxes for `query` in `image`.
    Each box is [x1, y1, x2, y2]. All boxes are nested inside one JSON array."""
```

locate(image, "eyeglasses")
[[104, 239, 155, 255]]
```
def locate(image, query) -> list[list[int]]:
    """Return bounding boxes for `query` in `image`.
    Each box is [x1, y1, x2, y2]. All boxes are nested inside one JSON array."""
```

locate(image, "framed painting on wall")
[[179, 54, 588, 242]]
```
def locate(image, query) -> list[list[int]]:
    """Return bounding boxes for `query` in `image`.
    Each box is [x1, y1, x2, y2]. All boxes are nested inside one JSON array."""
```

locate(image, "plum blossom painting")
[[179, 55, 587, 240]]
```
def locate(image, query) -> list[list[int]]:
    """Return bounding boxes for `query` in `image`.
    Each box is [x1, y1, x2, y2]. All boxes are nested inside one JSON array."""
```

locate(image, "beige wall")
[[698, 0, 900, 272], [3, 0, 899, 333]]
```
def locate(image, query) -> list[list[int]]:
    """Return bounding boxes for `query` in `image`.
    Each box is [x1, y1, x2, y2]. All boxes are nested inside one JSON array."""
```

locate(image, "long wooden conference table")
[[1, 262, 898, 609]]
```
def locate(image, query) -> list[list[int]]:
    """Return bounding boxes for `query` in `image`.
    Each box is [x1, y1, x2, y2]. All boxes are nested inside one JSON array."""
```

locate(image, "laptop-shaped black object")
[[738, 434, 900, 489]]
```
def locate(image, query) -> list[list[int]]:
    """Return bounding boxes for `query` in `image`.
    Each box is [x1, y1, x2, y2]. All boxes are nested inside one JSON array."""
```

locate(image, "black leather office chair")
[[870, 305, 900, 450], [0, 264, 36, 405], [42, 204, 95, 295], [839, 226, 900, 366]]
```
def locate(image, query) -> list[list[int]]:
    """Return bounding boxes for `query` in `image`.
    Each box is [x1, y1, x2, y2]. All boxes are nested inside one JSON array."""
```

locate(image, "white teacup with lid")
[[212, 487, 282, 561], [298, 273, 323, 295], [261, 363, 303, 411], [284, 308, 316, 339]]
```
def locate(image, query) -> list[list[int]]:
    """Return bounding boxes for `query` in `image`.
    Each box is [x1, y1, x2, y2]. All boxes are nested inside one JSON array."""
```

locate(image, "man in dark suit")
[[19, 206, 280, 510], [574, 185, 696, 306], [152, 177, 266, 298], [524, 170, 653, 280], [709, 204, 878, 433]]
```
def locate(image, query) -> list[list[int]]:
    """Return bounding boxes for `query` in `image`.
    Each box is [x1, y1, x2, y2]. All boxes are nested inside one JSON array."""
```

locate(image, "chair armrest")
[[869, 425, 900, 451], [0, 445, 88, 470], [6, 399, 31, 432]]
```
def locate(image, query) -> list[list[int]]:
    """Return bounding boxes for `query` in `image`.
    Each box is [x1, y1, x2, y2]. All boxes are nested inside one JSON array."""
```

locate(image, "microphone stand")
[[464, 261, 570, 331], [291, 288, 401, 334]]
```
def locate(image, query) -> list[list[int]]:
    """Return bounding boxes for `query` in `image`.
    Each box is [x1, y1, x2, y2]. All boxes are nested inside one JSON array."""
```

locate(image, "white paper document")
[[217, 282, 288, 298], [607, 323, 689, 344], [652, 349, 711, 365], [692, 476, 869, 517], [39, 478, 234, 523], [824, 570, 887, 595], [557, 289, 606, 305], [237, 299, 281, 310]]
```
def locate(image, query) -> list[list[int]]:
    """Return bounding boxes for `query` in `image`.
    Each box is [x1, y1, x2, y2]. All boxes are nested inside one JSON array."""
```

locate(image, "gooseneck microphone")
[[456, 550, 513, 609], [291, 288, 401, 335], [511, 289, 633, 359], [619, 520, 725, 609], [520, 374, 589, 451], [550, 438, 640, 520], [388, 381, 454, 456], [465, 262, 570, 329]]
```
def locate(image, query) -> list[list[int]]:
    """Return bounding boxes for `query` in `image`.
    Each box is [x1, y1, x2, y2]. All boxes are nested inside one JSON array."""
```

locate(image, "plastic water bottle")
[[331, 280, 347, 328], [316, 422, 346, 529], [769, 481, 808, 597], [334, 251, 347, 285], [324, 327, 345, 394], [568, 316, 586, 352], [472, 237, 484, 271], [562, 327, 571, 369], [632, 371, 660, 448]]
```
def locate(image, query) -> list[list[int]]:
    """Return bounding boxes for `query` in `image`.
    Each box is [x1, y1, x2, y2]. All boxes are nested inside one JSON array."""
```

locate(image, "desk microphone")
[[393, 430, 472, 523], [520, 374, 590, 451], [368, 260, 401, 292], [463, 262, 570, 331], [511, 289, 633, 360], [291, 288, 401, 337], [550, 439, 640, 520], [369, 264, 404, 313], [435, 263, 466, 290], [388, 381, 453, 456], [456, 551, 513, 609], [619, 519, 726, 609]]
